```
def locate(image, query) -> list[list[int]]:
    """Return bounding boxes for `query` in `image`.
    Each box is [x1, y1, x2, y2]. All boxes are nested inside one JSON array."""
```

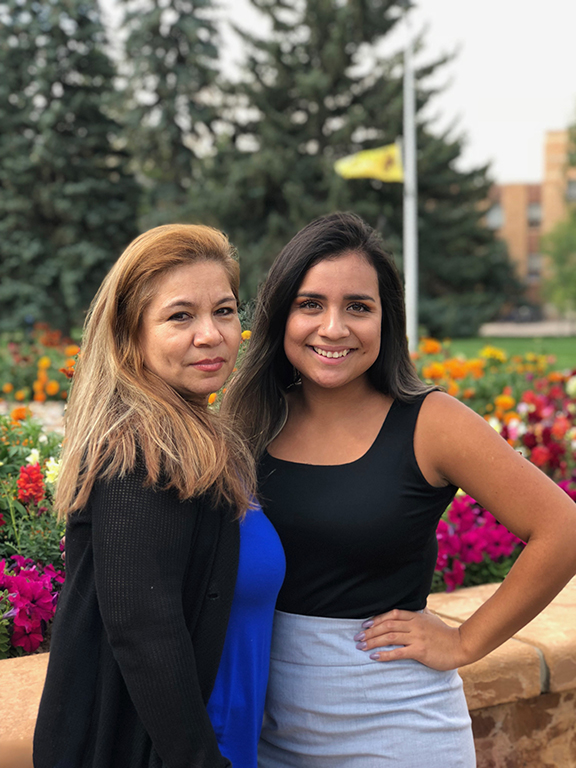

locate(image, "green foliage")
[[0, 0, 140, 334], [191, 0, 520, 337], [0, 590, 13, 660], [118, 0, 221, 226], [542, 212, 576, 313]]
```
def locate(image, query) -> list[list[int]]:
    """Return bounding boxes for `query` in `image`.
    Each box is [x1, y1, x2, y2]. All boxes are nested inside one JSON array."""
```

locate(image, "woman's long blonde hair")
[[56, 224, 256, 519]]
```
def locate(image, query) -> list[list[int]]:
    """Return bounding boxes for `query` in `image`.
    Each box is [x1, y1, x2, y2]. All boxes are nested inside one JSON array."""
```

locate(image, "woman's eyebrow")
[[295, 291, 377, 302], [165, 295, 236, 310]]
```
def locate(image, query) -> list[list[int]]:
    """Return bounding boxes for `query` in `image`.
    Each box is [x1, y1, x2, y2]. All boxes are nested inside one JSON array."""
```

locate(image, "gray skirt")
[[258, 610, 476, 768]]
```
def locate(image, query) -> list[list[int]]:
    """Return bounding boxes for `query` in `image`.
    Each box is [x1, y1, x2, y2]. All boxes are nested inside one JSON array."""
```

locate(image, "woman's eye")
[[298, 299, 322, 310], [348, 302, 369, 312], [215, 306, 237, 316], [169, 312, 190, 321]]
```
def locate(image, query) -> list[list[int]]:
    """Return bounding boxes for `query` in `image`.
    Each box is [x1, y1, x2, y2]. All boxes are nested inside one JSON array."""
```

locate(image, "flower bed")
[[0, 411, 64, 658], [1, 336, 575, 654], [0, 324, 78, 404], [417, 339, 576, 592]]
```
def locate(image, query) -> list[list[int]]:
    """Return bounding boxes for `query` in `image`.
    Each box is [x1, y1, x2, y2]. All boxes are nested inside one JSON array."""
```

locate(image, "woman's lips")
[[310, 346, 355, 362], [191, 358, 225, 372]]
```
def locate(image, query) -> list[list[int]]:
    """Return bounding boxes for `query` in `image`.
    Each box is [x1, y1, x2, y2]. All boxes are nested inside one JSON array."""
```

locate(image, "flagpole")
[[403, 8, 418, 352]]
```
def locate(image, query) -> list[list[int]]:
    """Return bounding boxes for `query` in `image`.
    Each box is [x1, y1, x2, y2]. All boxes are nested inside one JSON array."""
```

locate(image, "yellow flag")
[[334, 143, 404, 183]]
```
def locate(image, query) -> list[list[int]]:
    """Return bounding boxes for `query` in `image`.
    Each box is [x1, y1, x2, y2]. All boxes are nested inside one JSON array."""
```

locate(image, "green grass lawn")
[[446, 337, 576, 371]]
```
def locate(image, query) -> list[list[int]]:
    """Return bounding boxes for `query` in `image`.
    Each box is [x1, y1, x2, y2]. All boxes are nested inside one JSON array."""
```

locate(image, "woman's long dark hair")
[[223, 212, 433, 458]]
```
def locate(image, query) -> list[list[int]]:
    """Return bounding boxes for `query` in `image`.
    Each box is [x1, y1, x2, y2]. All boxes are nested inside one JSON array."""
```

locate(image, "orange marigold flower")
[[462, 388, 476, 399], [2, 382, 14, 394], [11, 406, 30, 421], [64, 344, 80, 357], [444, 358, 468, 380], [59, 366, 75, 380], [548, 371, 565, 383], [33, 392, 47, 403], [503, 411, 520, 425], [241, 330, 252, 341], [37, 356, 51, 369], [422, 362, 445, 381], [14, 390, 26, 402], [46, 380, 60, 396], [447, 380, 460, 397], [494, 394, 516, 411], [61, 391, 68, 399], [465, 359, 485, 379], [65, 358, 76, 368], [208, 393, 217, 405], [419, 338, 442, 355], [33, 380, 44, 393]]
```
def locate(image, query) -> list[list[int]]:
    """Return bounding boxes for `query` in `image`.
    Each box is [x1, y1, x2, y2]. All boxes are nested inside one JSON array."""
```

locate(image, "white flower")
[[45, 457, 61, 485], [487, 416, 502, 433], [38, 434, 48, 444], [26, 448, 41, 465], [566, 375, 576, 398]]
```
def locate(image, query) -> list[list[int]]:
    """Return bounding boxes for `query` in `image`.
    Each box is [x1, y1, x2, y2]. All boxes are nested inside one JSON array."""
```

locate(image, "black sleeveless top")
[[257, 394, 458, 619]]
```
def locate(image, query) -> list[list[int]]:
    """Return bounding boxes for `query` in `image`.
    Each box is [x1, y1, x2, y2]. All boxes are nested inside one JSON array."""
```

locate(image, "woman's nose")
[[319, 309, 349, 339], [193, 317, 222, 346]]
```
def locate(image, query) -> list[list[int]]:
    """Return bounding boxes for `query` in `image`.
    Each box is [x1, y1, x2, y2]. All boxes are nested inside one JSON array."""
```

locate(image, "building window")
[[527, 202, 542, 227], [486, 203, 504, 229], [566, 180, 576, 201], [527, 253, 542, 284]]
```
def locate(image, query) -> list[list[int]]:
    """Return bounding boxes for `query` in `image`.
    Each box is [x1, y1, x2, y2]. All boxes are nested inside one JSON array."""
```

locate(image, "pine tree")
[[118, 0, 220, 226], [0, 0, 140, 333], [199, 0, 520, 336]]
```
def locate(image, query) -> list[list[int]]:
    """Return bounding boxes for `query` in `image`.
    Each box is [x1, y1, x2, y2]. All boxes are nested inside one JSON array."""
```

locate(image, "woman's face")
[[139, 261, 241, 400], [284, 251, 382, 391]]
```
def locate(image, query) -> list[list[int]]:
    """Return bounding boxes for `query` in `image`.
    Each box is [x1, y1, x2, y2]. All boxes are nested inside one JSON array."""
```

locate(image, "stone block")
[[0, 654, 48, 742], [428, 576, 576, 694]]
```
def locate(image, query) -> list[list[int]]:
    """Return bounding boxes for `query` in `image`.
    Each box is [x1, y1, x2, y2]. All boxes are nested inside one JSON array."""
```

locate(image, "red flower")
[[530, 445, 551, 468], [16, 463, 45, 505], [11, 623, 44, 654]]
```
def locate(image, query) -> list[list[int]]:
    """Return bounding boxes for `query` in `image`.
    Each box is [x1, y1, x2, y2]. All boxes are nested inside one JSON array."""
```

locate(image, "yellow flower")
[[37, 355, 51, 369], [480, 346, 507, 362], [15, 389, 26, 402], [241, 330, 252, 341], [45, 457, 62, 484], [208, 393, 217, 405]]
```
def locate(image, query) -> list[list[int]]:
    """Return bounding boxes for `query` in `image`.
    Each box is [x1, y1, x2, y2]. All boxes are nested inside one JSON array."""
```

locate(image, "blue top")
[[207, 503, 285, 767]]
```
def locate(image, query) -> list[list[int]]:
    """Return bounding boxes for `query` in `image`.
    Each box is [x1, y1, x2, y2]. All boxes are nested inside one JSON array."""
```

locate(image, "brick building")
[[485, 130, 576, 308]]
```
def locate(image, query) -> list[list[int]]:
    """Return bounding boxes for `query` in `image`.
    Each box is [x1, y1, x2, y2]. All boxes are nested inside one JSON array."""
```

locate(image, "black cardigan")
[[33, 462, 239, 768]]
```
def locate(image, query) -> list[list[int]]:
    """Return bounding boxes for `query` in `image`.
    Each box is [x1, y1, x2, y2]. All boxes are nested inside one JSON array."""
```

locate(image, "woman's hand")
[[353, 608, 468, 671]]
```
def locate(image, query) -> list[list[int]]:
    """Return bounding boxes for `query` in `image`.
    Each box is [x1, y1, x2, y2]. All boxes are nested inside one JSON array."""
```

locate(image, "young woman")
[[223, 212, 576, 768], [33, 224, 285, 768]]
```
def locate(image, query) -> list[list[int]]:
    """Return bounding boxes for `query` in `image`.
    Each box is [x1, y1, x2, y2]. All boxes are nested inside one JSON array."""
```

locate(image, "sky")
[[102, 0, 576, 185]]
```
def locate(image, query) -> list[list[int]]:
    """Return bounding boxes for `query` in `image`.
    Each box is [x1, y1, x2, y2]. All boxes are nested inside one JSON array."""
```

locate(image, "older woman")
[[33, 225, 285, 768], [224, 212, 576, 768]]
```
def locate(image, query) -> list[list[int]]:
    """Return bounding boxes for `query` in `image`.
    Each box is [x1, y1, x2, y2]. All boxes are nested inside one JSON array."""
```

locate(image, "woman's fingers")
[[353, 609, 465, 670]]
